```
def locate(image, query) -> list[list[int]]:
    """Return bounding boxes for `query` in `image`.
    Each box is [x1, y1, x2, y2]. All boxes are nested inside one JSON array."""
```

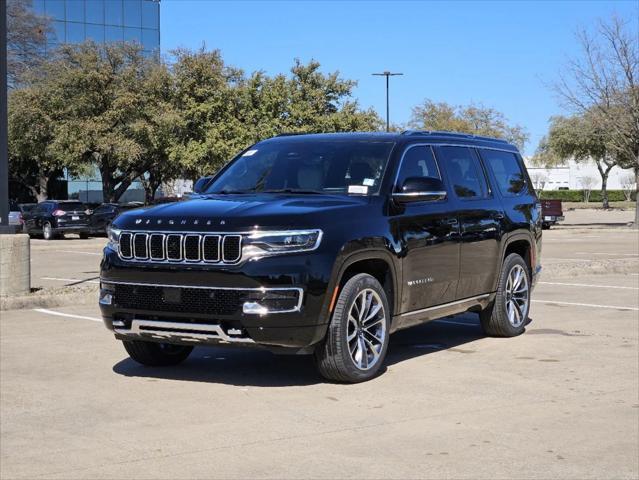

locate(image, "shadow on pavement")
[[112, 313, 486, 387]]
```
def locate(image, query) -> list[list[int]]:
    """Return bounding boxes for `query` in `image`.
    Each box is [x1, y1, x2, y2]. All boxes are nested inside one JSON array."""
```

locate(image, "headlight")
[[243, 229, 322, 259], [107, 227, 121, 250]]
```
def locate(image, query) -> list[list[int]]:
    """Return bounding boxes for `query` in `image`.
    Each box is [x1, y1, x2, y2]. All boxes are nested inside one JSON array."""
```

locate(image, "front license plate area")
[[162, 287, 181, 304]]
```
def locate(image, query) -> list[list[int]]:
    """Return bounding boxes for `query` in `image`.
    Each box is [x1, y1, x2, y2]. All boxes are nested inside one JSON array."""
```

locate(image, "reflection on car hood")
[[113, 194, 370, 231]]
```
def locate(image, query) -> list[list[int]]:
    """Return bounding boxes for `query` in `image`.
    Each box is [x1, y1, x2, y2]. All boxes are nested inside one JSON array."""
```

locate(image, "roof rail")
[[401, 130, 509, 144], [275, 132, 311, 137]]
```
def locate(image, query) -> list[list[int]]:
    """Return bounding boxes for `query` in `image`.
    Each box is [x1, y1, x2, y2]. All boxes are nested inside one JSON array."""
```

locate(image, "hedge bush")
[[538, 189, 636, 202]]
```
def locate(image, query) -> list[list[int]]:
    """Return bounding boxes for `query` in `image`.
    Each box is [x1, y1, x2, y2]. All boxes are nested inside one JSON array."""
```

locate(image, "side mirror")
[[193, 176, 213, 194], [392, 177, 447, 203]]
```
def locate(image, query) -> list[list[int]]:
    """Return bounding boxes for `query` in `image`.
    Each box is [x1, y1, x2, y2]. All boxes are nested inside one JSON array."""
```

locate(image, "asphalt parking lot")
[[1, 214, 638, 479]]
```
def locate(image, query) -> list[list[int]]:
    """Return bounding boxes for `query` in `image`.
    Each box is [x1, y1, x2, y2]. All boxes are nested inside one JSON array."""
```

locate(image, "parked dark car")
[[24, 200, 91, 240], [89, 202, 143, 236], [540, 199, 564, 229], [100, 131, 542, 382]]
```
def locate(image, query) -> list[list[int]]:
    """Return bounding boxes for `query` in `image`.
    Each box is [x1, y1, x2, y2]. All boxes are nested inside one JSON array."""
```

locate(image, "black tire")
[[79, 232, 89, 239], [43, 222, 55, 240], [480, 253, 531, 337], [122, 340, 193, 366], [541, 223, 550, 230], [315, 273, 390, 383]]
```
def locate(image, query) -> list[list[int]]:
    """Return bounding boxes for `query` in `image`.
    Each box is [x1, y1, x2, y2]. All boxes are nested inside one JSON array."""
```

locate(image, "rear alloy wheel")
[[123, 340, 193, 367], [43, 222, 54, 240], [315, 273, 390, 383], [480, 253, 530, 337]]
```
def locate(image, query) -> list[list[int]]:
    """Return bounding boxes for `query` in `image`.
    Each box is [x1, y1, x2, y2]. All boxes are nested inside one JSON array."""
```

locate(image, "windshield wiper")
[[214, 189, 253, 195], [261, 188, 323, 195]]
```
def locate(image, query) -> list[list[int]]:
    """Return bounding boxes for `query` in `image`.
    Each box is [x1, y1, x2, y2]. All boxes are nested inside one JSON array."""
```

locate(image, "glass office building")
[[32, 0, 160, 57]]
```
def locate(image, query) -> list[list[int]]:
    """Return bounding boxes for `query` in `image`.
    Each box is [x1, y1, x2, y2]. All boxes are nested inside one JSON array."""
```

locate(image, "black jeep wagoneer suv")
[[100, 131, 542, 382]]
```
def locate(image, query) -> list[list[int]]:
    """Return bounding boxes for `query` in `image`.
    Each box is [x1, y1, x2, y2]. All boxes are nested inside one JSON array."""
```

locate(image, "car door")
[[390, 144, 460, 314], [436, 146, 504, 300]]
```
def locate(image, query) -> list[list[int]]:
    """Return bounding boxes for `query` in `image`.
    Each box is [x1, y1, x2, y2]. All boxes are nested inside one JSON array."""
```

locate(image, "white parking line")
[[532, 300, 639, 311], [34, 308, 102, 322], [55, 250, 101, 256], [538, 281, 639, 290], [41, 277, 100, 284]]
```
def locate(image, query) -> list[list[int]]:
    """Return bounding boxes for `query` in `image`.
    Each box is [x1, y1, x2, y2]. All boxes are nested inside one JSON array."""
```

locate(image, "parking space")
[[1, 228, 638, 479]]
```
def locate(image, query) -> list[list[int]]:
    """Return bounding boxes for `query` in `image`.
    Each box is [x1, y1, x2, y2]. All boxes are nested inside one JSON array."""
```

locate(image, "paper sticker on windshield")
[[242, 149, 258, 156], [363, 178, 375, 186], [348, 185, 368, 194]]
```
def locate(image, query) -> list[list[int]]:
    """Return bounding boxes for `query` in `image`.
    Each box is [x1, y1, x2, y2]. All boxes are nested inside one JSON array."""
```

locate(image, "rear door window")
[[437, 146, 488, 199], [479, 149, 528, 197]]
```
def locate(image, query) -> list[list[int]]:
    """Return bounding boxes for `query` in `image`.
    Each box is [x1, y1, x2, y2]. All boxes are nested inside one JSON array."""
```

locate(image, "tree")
[[535, 113, 617, 208], [529, 171, 548, 193], [37, 42, 158, 202], [620, 174, 636, 202], [7, 0, 50, 86], [170, 51, 382, 178], [409, 99, 529, 150], [578, 175, 596, 202], [554, 15, 639, 225], [7, 85, 75, 201]]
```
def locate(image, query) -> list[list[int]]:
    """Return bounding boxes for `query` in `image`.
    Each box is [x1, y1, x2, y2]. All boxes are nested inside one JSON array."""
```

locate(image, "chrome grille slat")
[[117, 231, 243, 264]]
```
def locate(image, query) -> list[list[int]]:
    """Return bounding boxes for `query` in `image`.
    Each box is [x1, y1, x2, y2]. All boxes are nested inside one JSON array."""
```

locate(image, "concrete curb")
[[543, 258, 639, 278], [0, 285, 98, 312]]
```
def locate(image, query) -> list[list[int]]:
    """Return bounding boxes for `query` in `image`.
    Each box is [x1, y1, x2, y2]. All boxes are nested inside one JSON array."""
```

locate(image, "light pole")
[[372, 71, 403, 132]]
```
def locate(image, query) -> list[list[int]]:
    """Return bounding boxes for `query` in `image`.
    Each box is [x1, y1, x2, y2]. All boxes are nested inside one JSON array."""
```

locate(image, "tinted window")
[[396, 145, 440, 189], [86, 24, 105, 43], [141, 1, 159, 28], [123, 0, 142, 27], [105, 0, 123, 25], [58, 202, 84, 211], [480, 149, 527, 197], [86, 0, 104, 23], [66, 21, 85, 43], [206, 140, 395, 196], [439, 147, 487, 199], [65, 0, 84, 22]]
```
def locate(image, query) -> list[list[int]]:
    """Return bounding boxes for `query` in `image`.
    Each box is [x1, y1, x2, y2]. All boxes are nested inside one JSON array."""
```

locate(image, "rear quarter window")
[[479, 149, 528, 197]]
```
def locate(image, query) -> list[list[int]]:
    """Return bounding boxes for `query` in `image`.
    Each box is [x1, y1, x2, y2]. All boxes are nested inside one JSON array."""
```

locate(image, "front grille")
[[113, 283, 243, 315], [117, 231, 242, 264]]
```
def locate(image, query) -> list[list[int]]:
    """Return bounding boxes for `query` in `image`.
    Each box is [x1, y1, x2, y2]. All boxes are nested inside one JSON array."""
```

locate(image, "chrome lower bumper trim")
[[114, 319, 255, 345]]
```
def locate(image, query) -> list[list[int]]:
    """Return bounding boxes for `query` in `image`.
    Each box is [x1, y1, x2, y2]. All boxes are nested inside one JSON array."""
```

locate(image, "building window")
[[65, 0, 84, 22], [66, 22, 85, 43], [85, 23, 105, 43], [123, 0, 142, 27], [105, 0, 123, 25], [86, 0, 105, 24], [141, 1, 159, 29], [105, 25, 124, 42]]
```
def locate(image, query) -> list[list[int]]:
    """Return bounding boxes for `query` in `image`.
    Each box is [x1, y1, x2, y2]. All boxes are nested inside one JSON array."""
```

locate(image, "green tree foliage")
[[409, 99, 529, 150], [8, 85, 69, 201], [534, 113, 617, 208], [10, 43, 382, 201], [31, 42, 158, 202]]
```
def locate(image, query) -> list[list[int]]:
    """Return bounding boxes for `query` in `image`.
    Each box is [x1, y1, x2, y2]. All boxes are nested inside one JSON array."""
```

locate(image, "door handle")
[[446, 218, 458, 225], [494, 213, 505, 220]]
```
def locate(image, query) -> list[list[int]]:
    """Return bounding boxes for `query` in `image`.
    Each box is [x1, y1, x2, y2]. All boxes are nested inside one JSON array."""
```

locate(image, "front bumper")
[[99, 246, 333, 350]]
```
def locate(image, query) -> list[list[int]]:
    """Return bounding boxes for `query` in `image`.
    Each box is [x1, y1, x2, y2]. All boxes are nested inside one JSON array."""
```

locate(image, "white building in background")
[[523, 158, 636, 191]]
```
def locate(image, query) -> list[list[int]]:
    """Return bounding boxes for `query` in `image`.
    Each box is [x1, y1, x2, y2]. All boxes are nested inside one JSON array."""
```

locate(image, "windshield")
[[205, 139, 395, 195]]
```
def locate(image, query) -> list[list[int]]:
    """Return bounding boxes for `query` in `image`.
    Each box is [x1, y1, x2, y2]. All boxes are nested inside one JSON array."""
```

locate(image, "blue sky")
[[160, 0, 637, 155]]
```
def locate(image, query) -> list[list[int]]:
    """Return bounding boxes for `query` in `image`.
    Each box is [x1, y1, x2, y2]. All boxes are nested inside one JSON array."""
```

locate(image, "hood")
[[114, 193, 371, 231]]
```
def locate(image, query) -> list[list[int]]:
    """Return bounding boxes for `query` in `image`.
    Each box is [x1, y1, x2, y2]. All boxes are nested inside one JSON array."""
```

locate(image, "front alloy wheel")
[[346, 289, 387, 370], [315, 273, 390, 383]]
